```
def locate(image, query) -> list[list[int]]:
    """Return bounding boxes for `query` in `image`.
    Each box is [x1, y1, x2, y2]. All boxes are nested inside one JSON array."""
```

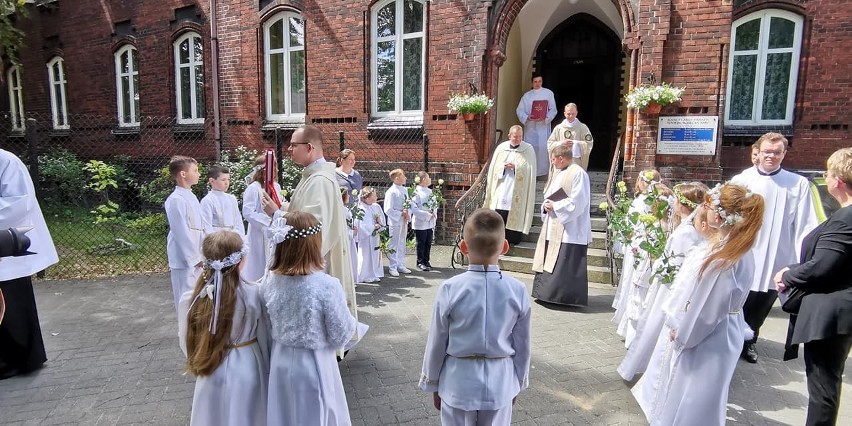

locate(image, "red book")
[[529, 99, 548, 121]]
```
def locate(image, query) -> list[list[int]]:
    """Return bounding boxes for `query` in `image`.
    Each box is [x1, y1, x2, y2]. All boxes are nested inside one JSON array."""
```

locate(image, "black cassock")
[[531, 241, 588, 306], [0, 276, 47, 378]]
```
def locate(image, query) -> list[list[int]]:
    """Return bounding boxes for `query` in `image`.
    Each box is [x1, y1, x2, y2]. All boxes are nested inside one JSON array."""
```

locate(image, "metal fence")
[[1, 112, 470, 279]]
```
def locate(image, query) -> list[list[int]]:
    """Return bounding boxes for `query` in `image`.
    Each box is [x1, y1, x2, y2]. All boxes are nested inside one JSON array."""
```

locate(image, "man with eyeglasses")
[[731, 132, 818, 363]]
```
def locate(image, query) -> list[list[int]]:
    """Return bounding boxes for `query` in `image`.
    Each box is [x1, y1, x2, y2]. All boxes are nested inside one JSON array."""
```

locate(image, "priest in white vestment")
[[730, 132, 817, 363], [482, 125, 537, 245], [516, 75, 557, 177], [547, 103, 595, 170]]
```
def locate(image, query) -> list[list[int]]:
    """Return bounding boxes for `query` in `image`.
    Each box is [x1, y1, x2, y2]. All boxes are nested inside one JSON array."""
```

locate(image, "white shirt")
[[411, 185, 437, 230], [200, 190, 246, 240], [164, 186, 204, 269], [383, 184, 409, 226]]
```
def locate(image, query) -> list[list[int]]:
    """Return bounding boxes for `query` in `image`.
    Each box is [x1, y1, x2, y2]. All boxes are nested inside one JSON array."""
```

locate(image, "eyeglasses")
[[760, 150, 785, 157]]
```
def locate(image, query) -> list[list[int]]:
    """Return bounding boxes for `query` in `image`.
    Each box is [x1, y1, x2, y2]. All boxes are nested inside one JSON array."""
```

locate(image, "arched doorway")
[[537, 13, 624, 171]]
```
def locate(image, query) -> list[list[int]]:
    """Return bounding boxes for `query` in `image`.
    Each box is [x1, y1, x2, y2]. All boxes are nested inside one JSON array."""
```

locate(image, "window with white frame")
[[371, 0, 425, 116], [47, 57, 69, 129], [726, 10, 803, 126], [264, 11, 306, 120], [115, 45, 140, 127], [7, 65, 24, 131], [174, 32, 204, 124]]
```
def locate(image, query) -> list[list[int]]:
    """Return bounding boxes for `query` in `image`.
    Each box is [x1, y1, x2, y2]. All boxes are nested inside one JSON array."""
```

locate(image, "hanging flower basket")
[[462, 112, 475, 122], [448, 93, 494, 119], [625, 83, 685, 113]]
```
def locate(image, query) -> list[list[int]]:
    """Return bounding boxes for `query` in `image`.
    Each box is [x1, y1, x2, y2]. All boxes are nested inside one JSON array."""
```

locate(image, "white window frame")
[[370, 0, 426, 117], [115, 45, 140, 127], [7, 65, 25, 131], [263, 11, 306, 121], [725, 9, 803, 126], [46, 57, 69, 130], [173, 32, 205, 124]]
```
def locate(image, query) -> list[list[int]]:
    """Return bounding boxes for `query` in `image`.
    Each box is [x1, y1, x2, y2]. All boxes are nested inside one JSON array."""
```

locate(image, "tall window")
[[371, 0, 425, 116], [174, 32, 204, 124], [7, 65, 24, 131], [115, 45, 140, 127], [726, 10, 803, 126], [47, 57, 69, 129], [264, 11, 306, 120]]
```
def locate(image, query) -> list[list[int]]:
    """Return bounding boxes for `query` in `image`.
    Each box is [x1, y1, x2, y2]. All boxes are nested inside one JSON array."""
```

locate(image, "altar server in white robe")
[[179, 231, 268, 426], [483, 125, 537, 245], [356, 187, 385, 283], [241, 155, 280, 283], [531, 144, 592, 306], [731, 132, 818, 363], [419, 209, 531, 425], [632, 183, 764, 426], [165, 156, 205, 313], [547, 103, 595, 170], [262, 211, 357, 426], [200, 165, 246, 240], [516, 74, 557, 176]]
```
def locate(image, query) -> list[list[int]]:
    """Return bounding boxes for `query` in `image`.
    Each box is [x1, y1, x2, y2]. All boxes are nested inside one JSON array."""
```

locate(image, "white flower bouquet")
[[625, 83, 685, 110]]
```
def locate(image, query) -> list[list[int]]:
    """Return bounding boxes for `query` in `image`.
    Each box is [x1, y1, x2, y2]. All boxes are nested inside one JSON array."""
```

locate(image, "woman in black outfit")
[[775, 147, 852, 426]]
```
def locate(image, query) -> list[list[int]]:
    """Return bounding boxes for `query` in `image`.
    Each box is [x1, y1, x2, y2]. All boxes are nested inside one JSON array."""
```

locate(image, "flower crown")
[[639, 171, 658, 184], [707, 183, 751, 226], [190, 247, 247, 334], [267, 214, 322, 244], [673, 184, 698, 209], [204, 249, 246, 272]]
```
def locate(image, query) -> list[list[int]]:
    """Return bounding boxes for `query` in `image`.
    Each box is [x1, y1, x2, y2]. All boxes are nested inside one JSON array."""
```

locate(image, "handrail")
[[454, 159, 490, 211], [604, 132, 624, 286], [604, 132, 624, 209]]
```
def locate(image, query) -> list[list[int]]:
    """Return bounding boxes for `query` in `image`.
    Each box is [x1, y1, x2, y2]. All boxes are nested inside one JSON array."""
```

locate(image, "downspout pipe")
[[210, 0, 222, 159]]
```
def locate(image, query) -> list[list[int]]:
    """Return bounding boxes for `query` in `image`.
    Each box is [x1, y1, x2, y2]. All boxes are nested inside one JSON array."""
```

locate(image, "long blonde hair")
[[185, 231, 244, 376], [699, 184, 764, 278]]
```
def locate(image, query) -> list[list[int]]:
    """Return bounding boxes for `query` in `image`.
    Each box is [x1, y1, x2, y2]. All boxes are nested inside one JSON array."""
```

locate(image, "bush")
[[125, 212, 168, 235], [38, 148, 88, 205], [138, 162, 208, 206]]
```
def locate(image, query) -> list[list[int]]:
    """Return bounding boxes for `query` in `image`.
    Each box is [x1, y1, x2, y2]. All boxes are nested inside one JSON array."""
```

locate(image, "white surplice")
[[200, 190, 246, 240], [730, 167, 817, 292], [411, 185, 437, 231], [165, 186, 205, 311], [419, 265, 532, 415], [178, 282, 269, 426], [241, 181, 280, 283], [261, 271, 357, 426], [632, 245, 755, 425], [516, 88, 557, 176], [383, 183, 409, 271], [356, 202, 385, 282], [612, 195, 650, 320]]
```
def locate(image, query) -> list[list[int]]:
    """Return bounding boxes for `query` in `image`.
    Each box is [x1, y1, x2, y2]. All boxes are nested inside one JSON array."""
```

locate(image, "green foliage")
[[0, 0, 27, 69], [138, 162, 208, 206], [37, 148, 88, 205], [219, 145, 260, 201], [125, 212, 168, 235], [83, 160, 118, 192]]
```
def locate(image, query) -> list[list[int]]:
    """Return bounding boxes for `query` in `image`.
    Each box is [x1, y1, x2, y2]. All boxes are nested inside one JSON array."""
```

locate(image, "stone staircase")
[[498, 171, 613, 284]]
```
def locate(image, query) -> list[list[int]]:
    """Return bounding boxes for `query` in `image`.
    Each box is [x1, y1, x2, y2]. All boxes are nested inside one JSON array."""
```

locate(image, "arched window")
[[726, 10, 803, 126], [115, 45, 140, 127], [173, 32, 205, 124], [47, 57, 69, 129], [263, 11, 306, 120], [371, 0, 425, 116], [7, 65, 24, 131]]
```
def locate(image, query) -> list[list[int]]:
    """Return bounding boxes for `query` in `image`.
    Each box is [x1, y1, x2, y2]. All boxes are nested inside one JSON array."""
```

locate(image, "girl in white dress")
[[179, 231, 269, 426], [241, 155, 281, 282], [618, 182, 708, 380], [632, 183, 765, 425], [341, 189, 359, 285], [262, 211, 357, 426], [356, 187, 385, 283]]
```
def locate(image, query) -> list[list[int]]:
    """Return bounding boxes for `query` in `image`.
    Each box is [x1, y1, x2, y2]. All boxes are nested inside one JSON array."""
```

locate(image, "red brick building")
[[2, 0, 850, 185]]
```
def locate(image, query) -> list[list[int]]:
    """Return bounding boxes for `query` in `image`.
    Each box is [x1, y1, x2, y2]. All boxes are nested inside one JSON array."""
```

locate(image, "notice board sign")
[[656, 116, 718, 155]]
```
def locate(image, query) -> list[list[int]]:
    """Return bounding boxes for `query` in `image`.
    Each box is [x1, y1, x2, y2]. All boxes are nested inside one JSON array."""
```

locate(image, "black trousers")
[[803, 334, 852, 426], [494, 209, 524, 245], [743, 289, 778, 344], [414, 228, 433, 266], [0, 276, 47, 376]]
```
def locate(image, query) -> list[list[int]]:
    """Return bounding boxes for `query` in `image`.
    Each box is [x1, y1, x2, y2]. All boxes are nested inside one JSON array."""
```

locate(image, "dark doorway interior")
[[537, 13, 624, 171]]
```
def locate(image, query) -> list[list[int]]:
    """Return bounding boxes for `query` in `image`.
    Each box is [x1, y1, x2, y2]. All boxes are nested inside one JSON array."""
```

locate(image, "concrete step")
[[498, 255, 613, 283], [522, 228, 607, 250], [507, 244, 609, 267]]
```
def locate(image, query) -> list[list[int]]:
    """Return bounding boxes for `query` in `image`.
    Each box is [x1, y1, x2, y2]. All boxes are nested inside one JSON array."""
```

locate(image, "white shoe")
[[398, 267, 412, 274], [389, 269, 400, 277]]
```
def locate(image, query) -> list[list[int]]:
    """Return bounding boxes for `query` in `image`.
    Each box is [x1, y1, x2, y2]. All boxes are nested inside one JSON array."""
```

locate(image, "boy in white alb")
[[200, 165, 246, 241], [164, 156, 205, 313], [411, 171, 438, 271], [384, 169, 412, 277], [419, 209, 532, 425]]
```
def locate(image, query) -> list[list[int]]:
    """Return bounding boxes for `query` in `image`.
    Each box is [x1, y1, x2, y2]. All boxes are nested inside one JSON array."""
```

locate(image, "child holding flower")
[[356, 187, 385, 283], [384, 169, 412, 276], [411, 171, 439, 271]]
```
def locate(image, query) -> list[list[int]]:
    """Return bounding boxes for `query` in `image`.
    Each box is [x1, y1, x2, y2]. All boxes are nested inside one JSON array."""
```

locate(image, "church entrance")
[[537, 13, 624, 171]]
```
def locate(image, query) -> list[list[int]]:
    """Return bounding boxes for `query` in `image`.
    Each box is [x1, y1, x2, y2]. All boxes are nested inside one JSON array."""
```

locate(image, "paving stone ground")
[[1, 246, 850, 425]]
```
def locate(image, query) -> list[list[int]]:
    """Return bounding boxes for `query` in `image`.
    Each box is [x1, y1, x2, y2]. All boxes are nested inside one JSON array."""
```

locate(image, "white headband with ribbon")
[[188, 248, 246, 334]]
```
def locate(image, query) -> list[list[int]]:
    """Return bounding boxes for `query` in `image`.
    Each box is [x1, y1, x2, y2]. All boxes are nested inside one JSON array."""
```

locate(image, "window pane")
[[730, 55, 757, 120], [10, 68, 19, 86], [377, 3, 395, 38], [376, 40, 396, 112], [761, 52, 792, 120], [193, 37, 203, 62], [289, 17, 304, 48], [403, 0, 423, 34], [120, 51, 129, 74], [180, 68, 191, 119], [133, 74, 140, 120], [131, 49, 138, 73], [269, 19, 284, 50], [179, 39, 190, 64], [270, 52, 285, 115], [122, 77, 131, 122], [734, 19, 760, 51], [194, 65, 204, 118], [290, 50, 306, 114], [402, 37, 422, 110], [53, 62, 62, 81], [768, 17, 795, 49], [54, 85, 65, 125]]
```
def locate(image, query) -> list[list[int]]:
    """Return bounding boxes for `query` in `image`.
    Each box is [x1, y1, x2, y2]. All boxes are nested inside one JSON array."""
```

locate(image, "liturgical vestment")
[[483, 140, 537, 235]]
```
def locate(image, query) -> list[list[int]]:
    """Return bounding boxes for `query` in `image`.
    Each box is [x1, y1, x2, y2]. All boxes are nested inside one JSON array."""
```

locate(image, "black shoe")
[[742, 343, 758, 364], [418, 264, 430, 271]]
